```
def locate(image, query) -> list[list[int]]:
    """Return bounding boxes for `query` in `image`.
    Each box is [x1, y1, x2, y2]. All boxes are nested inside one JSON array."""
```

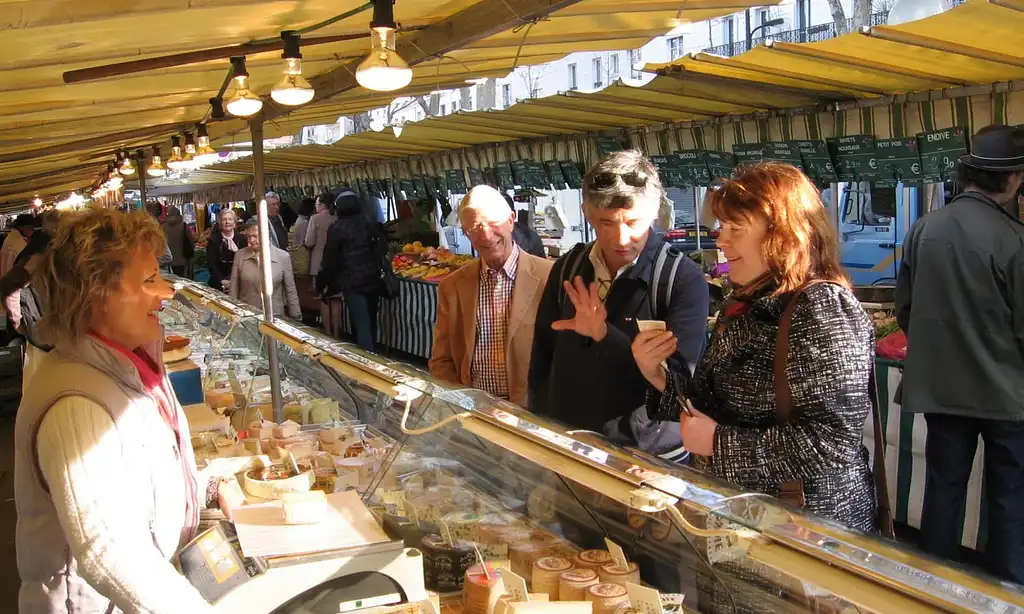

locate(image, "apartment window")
[[440, 104, 447, 115], [502, 83, 511, 107], [758, 9, 769, 25], [568, 63, 578, 90], [592, 57, 603, 88], [452, 100, 460, 112], [668, 36, 684, 60], [629, 49, 642, 79], [531, 87, 541, 98], [610, 54, 620, 78]]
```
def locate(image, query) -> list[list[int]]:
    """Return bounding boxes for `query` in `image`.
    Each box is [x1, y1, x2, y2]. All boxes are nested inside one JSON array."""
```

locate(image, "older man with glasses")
[[528, 150, 709, 461], [429, 185, 553, 407]]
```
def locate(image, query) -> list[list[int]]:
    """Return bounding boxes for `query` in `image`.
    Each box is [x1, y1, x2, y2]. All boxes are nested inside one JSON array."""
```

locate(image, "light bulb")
[[356, 28, 412, 92], [271, 58, 315, 106], [119, 156, 136, 176], [32, 197, 42, 207], [194, 126, 218, 165], [147, 148, 166, 178], [392, 124, 403, 137], [167, 138, 185, 170], [226, 76, 263, 117]]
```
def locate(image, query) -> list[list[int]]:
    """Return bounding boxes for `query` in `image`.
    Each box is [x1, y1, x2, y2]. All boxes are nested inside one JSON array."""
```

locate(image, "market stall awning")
[[0, 0, 776, 209], [645, 0, 1024, 100]]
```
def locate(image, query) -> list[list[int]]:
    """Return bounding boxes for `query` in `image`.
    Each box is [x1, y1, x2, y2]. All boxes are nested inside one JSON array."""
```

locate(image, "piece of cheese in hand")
[[281, 491, 329, 525], [218, 479, 247, 521]]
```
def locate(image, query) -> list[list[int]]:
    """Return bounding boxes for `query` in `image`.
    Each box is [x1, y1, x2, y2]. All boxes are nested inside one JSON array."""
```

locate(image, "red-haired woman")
[[565, 162, 878, 532]]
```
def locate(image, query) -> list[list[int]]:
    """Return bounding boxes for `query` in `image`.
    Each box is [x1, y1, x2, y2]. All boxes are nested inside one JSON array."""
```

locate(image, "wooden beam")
[[63, 32, 375, 84], [264, 0, 589, 122], [0, 123, 184, 165]]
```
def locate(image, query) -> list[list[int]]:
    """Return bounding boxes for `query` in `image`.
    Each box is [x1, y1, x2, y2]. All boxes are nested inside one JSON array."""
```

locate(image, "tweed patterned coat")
[[650, 280, 877, 532]]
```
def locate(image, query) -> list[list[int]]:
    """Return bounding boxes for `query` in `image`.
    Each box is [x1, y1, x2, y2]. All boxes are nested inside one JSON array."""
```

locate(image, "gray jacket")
[[230, 246, 301, 319], [896, 190, 1024, 421]]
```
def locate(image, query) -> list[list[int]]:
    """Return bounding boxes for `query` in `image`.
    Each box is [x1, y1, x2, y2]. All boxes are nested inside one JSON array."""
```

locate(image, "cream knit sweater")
[[37, 396, 215, 613]]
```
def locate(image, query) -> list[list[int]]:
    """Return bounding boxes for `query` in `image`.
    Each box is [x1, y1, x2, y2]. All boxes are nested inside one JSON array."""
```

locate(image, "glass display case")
[[165, 279, 1024, 614]]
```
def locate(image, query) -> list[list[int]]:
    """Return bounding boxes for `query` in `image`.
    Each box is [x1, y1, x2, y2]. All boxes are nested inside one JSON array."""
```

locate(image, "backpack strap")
[[650, 242, 685, 320], [557, 242, 592, 312]]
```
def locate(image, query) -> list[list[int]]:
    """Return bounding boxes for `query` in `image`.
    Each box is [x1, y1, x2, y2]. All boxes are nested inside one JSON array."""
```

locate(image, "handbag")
[[774, 280, 896, 538], [372, 223, 400, 300]]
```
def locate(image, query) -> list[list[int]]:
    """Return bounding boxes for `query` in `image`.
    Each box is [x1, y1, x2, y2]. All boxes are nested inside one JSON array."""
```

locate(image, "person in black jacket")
[[528, 150, 709, 437], [316, 192, 384, 352], [503, 193, 545, 258], [205, 208, 247, 293]]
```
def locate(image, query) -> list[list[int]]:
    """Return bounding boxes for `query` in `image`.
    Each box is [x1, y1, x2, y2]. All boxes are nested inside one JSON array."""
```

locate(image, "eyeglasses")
[[587, 171, 649, 191]]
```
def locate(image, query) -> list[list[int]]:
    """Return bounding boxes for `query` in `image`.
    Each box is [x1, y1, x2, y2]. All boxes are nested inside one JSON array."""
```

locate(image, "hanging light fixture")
[[210, 97, 226, 120], [356, 0, 413, 92], [226, 57, 264, 117], [194, 124, 219, 165], [118, 149, 136, 175], [167, 136, 186, 170], [271, 31, 315, 106], [147, 146, 167, 177], [32, 195, 42, 208]]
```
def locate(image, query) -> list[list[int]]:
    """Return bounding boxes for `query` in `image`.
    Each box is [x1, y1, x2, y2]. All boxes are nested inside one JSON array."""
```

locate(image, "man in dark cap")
[[896, 124, 1024, 584], [503, 193, 545, 258]]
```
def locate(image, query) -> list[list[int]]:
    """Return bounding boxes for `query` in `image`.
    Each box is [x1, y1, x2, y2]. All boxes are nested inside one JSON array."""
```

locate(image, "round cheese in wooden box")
[[586, 583, 629, 614], [463, 563, 503, 614], [573, 549, 612, 571], [558, 568, 599, 601], [598, 561, 640, 587], [532, 556, 572, 598], [242, 465, 314, 499]]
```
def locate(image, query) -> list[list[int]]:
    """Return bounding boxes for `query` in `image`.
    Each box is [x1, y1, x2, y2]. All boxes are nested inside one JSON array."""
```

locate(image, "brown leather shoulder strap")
[[870, 367, 896, 538], [774, 279, 834, 424]]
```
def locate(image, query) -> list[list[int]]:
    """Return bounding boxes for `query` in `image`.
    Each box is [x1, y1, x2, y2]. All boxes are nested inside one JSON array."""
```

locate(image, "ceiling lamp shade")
[[194, 124, 219, 165], [356, 0, 412, 92], [226, 57, 264, 117], [118, 150, 136, 175], [167, 136, 186, 170], [147, 146, 167, 177], [271, 32, 315, 106]]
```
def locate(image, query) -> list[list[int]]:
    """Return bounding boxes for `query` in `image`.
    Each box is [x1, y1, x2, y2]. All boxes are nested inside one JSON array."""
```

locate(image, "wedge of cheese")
[[281, 491, 328, 525]]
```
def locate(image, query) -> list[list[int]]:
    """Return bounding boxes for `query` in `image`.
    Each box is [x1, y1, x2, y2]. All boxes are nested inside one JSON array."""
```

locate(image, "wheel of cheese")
[[586, 583, 630, 614], [463, 563, 502, 614], [441, 510, 481, 542], [421, 534, 476, 594], [598, 561, 640, 587], [163, 335, 191, 363], [509, 542, 553, 579], [558, 568, 598, 601], [573, 549, 612, 571], [242, 468, 315, 499], [532, 556, 572, 599]]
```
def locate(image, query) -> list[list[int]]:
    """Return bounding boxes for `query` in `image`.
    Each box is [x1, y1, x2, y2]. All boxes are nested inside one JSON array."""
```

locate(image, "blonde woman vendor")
[[14, 209, 216, 613]]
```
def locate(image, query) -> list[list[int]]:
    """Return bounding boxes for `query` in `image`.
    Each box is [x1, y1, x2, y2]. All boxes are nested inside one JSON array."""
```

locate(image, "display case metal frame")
[[174, 279, 1024, 614]]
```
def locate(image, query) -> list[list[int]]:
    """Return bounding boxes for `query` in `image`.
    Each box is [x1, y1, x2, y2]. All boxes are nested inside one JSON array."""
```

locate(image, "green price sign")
[[560, 161, 583, 189], [917, 127, 966, 183], [875, 137, 923, 187], [791, 140, 837, 186], [826, 135, 877, 182], [732, 143, 765, 167]]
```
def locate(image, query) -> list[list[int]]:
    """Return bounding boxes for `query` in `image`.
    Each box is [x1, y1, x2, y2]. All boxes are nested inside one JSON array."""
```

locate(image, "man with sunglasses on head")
[[528, 150, 709, 463]]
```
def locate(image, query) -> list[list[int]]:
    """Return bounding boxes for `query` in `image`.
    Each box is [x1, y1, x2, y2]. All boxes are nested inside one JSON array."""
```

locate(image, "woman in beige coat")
[[230, 218, 302, 318]]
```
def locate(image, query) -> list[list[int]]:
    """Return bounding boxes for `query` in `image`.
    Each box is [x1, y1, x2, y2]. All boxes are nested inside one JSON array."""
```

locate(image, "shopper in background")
[[264, 191, 289, 249], [0, 229, 53, 388], [896, 124, 1024, 584], [161, 205, 194, 277], [15, 208, 216, 613], [431, 186, 553, 406], [1, 214, 35, 277], [317, 191, 383, 351], [206, 207, 247, 293], [307, 191, 340, 330], [230, 218, 301, 319], [503, 193, 545, 258], [306, 191, 338, 278], [529, 150, 709, 438], [293, 196, 316, 248]]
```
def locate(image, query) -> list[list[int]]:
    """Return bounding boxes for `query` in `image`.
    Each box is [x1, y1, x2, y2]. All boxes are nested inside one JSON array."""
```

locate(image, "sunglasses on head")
[[587, 171, 649, 190]]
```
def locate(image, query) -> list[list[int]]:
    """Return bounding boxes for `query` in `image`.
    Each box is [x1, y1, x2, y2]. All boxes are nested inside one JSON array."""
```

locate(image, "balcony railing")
[[703, 12, 890, 57]]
